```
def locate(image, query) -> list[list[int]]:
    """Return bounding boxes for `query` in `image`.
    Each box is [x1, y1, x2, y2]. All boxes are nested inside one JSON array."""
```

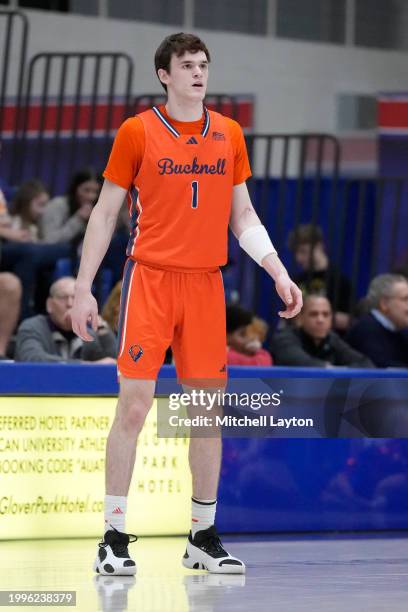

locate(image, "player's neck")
[[165, 98, 204, 122]]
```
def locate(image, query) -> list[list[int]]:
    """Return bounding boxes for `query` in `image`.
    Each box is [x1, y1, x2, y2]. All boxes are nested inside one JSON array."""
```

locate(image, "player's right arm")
[[71, 178, 127, 342]]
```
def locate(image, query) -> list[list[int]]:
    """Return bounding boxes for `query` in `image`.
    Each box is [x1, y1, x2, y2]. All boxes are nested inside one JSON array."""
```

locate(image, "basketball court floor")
[[1, 532, 407, 611]]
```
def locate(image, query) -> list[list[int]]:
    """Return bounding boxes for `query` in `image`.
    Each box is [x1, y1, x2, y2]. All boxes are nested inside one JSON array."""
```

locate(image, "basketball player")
[[71, 33, 302, 576]]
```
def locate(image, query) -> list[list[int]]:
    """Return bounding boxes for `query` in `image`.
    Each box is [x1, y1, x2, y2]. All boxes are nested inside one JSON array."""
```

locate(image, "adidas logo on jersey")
[[186, 136, 198, 144], [112, 507, 123, 514]]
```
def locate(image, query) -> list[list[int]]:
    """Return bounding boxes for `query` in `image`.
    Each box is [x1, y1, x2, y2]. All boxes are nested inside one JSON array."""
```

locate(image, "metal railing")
[[15, 51, 134, 192], [0, 10, 28, 185], [238, 171, 408, 322], [340, 176, 408, 312], [240, 133, 341, 316]]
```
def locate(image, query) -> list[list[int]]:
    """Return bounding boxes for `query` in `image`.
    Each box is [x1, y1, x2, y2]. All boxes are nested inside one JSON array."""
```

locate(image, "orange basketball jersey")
[[125, 106, 236, 270]]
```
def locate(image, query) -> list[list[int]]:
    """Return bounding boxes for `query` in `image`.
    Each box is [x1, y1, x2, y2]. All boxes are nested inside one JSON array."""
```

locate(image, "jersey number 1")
[[191, 180, 198, 209]]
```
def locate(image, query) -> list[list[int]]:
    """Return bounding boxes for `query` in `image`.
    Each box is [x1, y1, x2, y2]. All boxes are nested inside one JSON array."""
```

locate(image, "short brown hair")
[[154, 32, 211, 92], [287, 224, 324, 252]]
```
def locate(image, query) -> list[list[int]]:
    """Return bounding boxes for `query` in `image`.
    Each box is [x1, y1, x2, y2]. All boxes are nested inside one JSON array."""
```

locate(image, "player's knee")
[[118, 397, 152, 433]]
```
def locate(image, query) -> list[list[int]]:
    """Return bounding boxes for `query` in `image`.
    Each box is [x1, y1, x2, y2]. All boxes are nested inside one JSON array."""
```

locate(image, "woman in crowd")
[[41, 169, 128, 289], [10, 179, 49, 241], [0, 180, 70, 318], [40, 168, 101, 244]]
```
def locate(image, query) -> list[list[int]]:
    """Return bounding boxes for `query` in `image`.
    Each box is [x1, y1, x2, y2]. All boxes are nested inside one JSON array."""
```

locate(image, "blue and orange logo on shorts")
[[129, 344, 144, 363]]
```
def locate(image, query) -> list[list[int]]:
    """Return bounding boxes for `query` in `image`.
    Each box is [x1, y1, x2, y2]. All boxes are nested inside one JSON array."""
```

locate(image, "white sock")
[[191, 497, 217, 538], [104, 495, 127, 534]]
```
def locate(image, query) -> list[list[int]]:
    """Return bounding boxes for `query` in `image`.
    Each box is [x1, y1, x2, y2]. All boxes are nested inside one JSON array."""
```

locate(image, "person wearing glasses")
[[15, 276, 116, 363]]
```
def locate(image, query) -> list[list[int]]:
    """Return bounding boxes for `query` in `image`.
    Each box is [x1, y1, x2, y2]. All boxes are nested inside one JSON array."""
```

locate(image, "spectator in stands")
[[10, 179, 49, 241], [272, 294, 372, 367], [227, 304, 272, 366], [15, 276, 116, 363], [0, 181, 70, 318], [347, 274, 408, 368], [9, 179, 70, 311], [288, 224, 352, 332], [248, 316, 269, 348], [0, 272, 22, 359], [0, 217, 35, 319], [40, 169, 101, 244], [40, 170, 128, 289]]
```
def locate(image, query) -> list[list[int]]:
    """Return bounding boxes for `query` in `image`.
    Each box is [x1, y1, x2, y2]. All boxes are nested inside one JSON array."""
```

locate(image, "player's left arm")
[[229, 182, 303, 319]]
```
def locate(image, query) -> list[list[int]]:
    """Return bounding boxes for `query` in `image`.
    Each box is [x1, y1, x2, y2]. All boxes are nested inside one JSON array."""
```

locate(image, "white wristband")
[[238, 225, 277, 267]]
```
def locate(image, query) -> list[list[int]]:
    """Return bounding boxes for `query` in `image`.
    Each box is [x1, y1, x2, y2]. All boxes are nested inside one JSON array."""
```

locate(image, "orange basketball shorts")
[[116, 259, 227, 384]]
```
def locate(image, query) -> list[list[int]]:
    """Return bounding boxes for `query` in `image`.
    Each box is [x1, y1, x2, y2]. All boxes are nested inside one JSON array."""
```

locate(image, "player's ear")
[[157, 68, 169, 86]]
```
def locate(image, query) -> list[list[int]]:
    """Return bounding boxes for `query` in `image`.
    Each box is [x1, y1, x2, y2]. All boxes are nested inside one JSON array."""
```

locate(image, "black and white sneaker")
[[93, 526, 137, 576], [182, 525, 245, 574]]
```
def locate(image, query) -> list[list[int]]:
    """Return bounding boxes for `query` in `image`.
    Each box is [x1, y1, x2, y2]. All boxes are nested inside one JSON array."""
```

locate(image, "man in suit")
[[347, 274, 408, 368]]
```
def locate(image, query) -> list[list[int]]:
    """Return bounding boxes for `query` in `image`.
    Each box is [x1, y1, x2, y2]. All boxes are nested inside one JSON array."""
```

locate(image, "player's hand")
[[71, 286, 98, 341], [275, 273, 303, 319]]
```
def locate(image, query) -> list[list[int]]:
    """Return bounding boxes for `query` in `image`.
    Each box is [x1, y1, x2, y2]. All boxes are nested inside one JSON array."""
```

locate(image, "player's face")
[[380, 281, 408, 329], [163, 51, 209, 101], [300, 296, 332, 340]]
